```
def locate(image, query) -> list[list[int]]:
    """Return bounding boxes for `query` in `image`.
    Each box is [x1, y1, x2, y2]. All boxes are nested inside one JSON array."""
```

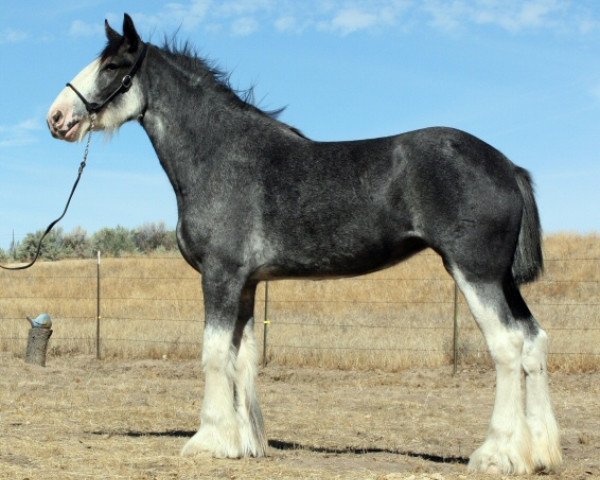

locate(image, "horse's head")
[[47, 14, 146, 142]]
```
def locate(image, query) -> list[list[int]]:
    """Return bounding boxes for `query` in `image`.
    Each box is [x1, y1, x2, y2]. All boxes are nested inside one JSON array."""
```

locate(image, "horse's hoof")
[[468, 441, 534, 475], [181, 430, 242, 459]]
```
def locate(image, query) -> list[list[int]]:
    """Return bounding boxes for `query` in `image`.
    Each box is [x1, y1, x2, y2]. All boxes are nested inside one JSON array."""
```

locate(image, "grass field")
[[0, 233, 598, 372]]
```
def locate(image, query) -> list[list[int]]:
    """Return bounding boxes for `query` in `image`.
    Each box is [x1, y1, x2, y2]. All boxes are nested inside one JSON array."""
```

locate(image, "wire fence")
[[0, 252, 598, 371]]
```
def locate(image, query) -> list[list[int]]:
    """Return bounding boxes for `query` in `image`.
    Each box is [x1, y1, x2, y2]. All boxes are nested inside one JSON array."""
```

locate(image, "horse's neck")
[[139, 51, 241, 197]]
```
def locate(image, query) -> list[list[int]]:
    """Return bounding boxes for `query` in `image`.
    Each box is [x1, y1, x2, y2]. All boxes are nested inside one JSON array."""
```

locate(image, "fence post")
[[96, 251, 101, 360], [262, 281, 269, 367], [452, 282, 459, 374]]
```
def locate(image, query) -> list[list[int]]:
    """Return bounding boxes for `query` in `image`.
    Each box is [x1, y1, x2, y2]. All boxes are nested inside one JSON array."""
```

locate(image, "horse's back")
[[256, 126, 523, 279]]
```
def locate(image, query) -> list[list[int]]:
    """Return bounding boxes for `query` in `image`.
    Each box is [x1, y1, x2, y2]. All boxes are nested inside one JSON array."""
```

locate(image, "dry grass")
[[0, 233, 598, 372]]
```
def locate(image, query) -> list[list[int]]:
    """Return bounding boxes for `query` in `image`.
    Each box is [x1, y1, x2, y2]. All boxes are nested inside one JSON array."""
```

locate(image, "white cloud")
[[275, 15, 298, 32], [69, 20, 104, 38], [231, 17, 260, 36], [126, 0, 211, 32], [423, 1, 464, 31], [97, 0, 598, 38], [166, 0, 212, 30], [317, 1, 410, 35], [328, 8, 379, 35], [423, 0, 569, 33], [132, 0, 271, 34], [0, 28, 29, 44], [591, 84, 600, 102], [216, 0, 275, 17], [0, 117, 44, 148], [578, 13, 600, 34]]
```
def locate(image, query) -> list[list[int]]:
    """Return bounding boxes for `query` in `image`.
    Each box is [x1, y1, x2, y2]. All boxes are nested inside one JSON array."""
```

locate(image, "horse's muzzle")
[[47, 108, 83, 142]]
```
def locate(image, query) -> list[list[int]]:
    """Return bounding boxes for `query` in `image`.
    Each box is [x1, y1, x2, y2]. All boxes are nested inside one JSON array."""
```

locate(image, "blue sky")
[[1, 0, 599, 249]]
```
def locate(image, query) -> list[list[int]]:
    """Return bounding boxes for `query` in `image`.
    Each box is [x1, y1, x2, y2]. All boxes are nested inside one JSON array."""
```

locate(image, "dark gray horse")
[[47, 15, 561, 475]]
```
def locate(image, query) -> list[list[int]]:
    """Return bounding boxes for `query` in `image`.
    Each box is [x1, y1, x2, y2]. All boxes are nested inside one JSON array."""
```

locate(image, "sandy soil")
[[1, 355, 598, 479]]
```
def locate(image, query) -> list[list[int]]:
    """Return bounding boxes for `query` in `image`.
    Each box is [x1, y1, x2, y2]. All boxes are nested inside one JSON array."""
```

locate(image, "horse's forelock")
[[99, 36, 124, 62]]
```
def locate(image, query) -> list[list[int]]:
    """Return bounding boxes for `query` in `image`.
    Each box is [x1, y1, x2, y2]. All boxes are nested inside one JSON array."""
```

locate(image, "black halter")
[[67, 43, 148, 114]]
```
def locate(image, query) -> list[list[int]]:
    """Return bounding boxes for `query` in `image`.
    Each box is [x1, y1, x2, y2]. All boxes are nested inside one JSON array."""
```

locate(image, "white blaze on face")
[[47, 57, 144, 142], [47, 60, 100, 142]]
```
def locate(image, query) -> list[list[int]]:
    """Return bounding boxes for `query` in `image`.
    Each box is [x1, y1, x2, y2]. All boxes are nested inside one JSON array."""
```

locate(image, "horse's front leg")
[[233, 281, 267, 457], [181, 269, 265, 458]]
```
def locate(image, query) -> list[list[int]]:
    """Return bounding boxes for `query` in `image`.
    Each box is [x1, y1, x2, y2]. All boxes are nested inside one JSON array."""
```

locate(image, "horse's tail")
[[512, 165, 544, 284]]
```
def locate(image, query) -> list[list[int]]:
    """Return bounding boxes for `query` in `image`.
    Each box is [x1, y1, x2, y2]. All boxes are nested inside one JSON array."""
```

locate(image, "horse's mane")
[[161, 40, 287, 120]]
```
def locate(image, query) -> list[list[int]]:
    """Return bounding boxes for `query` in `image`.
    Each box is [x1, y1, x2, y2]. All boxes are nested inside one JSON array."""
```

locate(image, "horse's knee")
[[237, 321, 258, 367], [202, 326, 234, 372], [488, 329, 524, 367], [522, 328, 549, 375]]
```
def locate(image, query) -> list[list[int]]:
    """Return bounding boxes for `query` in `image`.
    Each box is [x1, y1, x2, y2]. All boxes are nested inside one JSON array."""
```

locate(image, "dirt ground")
[[0, 355, 598, 480]]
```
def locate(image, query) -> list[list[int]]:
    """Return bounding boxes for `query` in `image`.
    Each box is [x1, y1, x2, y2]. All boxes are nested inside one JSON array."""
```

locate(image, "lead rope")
[[0, 115, 96, 270]]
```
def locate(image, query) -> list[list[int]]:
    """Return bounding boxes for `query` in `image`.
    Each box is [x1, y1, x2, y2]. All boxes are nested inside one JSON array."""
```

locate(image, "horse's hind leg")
[[523, 330, 562, 470], [452, 269, 534, 474], [509, 279, 562, 470]]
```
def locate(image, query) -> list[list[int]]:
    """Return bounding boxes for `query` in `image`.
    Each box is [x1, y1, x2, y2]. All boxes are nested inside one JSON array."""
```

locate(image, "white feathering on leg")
[[454, 270, 534, 475], [181, 326, 241, 458], [522, 329, 562, 471], [235, 318, 267, 457]]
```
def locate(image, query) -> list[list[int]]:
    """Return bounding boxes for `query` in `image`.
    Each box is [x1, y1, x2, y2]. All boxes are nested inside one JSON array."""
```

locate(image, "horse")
[[47, 14, 562, 475]]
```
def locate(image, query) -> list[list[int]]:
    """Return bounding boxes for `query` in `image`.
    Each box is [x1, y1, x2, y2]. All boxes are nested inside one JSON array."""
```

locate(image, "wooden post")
[[96, 251, 101, 360], [262, 281, 269, 367], [25, 328, 53, 366], [25, 315, 53, 367], [453, 282, 459, 375]]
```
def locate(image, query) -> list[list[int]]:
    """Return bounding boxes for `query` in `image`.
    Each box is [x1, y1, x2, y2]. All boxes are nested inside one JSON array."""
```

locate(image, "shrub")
[[7, 223, 178, 261], [91, 226, 137, 257], [133, 222, 177, 253], [17, 228, 66, 261], [63, 226, 91, 258]]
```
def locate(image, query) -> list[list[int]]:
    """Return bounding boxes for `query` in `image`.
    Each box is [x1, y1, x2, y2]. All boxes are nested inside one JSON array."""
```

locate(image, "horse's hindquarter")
[[394, 127, 523, 239]]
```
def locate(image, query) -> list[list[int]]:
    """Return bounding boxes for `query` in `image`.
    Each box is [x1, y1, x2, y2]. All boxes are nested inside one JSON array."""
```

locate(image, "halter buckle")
[[122, 75, 132, 90]]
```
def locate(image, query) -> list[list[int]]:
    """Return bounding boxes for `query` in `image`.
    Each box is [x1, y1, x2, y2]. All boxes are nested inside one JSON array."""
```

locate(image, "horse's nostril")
[[52, 110, 63, 124]]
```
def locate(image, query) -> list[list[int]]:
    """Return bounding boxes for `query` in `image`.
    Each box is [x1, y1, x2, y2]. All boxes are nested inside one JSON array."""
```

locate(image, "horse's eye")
[[104, 63, 120, 71]]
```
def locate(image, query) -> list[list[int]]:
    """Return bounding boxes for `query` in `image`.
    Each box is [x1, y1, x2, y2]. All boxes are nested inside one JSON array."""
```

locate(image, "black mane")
[[165, 41, 304, 123], [159, 39, 306, 137]]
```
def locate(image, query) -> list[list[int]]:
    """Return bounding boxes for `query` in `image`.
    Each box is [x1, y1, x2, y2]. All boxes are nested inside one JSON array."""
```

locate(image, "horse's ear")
[[105, 19, 121, 42], [122, 13, 140, 51]]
